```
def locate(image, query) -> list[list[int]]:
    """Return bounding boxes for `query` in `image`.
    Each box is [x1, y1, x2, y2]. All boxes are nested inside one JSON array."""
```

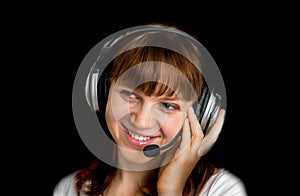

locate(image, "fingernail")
[[189, 106, 195, 114], [222, 109, 226, 118]]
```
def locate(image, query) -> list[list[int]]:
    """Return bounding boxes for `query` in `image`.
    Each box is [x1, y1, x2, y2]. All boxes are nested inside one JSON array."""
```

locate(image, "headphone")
[[85, 25, 222, 136]]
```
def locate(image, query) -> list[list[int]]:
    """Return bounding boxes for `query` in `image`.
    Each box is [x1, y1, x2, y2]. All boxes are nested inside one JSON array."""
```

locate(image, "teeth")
[[128, 130, 150, 141]]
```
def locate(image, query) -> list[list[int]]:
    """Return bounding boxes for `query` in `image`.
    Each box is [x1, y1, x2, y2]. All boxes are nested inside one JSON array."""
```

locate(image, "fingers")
[[198, 109, 225, 156], [181, 118, 191, 148], [176, 107, 204, 157], [175, 107, 225, 159], [188, 107, 204, 140], [188, 107, 204, 156]]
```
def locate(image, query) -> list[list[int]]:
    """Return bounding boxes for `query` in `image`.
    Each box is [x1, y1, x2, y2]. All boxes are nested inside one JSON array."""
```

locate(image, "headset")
[[85, 25, 222, 157]]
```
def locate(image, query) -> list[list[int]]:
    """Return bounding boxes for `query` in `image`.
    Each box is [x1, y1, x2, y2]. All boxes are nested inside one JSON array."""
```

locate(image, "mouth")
[[127, 130, 151, 141], [122, 125, 160, 147]]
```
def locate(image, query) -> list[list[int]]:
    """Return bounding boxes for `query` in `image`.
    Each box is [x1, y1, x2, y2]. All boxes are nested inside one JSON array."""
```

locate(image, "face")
[[105, 82, 192, 165]]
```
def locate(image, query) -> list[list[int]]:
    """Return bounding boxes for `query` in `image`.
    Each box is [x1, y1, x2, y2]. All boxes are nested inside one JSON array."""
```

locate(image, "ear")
[[198, 109, 225, 156]]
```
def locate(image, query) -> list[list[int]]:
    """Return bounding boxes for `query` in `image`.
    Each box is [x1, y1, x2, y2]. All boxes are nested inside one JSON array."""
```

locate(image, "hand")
[[156, 107, 225, 195], [198, 108, 226, 156]]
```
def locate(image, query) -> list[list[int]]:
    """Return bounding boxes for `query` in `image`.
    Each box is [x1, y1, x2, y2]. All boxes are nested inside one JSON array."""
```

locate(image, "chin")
[[117, 146, 163, 171]]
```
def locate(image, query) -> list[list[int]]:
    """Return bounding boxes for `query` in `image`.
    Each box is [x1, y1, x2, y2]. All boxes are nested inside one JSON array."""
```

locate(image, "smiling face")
[[104, 64, 199, 167], [105, 80, 192, 164], [102, 45, 203, 167]]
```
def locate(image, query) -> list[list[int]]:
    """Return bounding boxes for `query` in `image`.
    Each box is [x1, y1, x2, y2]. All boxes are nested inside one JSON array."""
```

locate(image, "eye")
[[159, 102, 180, 112], [120, 90, 139, 102]]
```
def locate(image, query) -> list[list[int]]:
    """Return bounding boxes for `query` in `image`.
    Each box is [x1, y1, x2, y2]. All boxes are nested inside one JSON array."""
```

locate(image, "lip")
[[122, 125, 160, 147]]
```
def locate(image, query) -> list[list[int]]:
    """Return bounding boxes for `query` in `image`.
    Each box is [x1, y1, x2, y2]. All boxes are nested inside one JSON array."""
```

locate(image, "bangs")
[[110, 47, 203, 102], [115, 61, 197, 101]]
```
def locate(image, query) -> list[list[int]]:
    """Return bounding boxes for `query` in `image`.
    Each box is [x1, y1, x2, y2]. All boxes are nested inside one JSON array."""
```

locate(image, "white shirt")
[[53, 169, 247, 196], [199, 169, 247, 196]]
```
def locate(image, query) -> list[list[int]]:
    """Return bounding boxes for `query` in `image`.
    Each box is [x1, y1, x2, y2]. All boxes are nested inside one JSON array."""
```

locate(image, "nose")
[[130, 102, 155, 129]]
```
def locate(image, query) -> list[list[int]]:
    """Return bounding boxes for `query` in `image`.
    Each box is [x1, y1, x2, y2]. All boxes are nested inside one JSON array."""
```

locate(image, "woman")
[[54, 23, 247, 195]]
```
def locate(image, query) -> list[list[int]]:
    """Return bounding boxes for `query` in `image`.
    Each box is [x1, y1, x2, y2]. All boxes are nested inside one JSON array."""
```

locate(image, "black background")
[[45, 17, 254, 194], [5, 3, 295, 196]]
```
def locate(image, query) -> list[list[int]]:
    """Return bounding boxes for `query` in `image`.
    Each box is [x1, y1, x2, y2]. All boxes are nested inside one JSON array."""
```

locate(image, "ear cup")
[[85, 70, 99, 111], [97, 65, 112, 113], [193, 84, 222, 134], [204, 91, 221, 134], [93, 65, 115, 142], [85, 60, 112, 113], [194, 84, 209, 120]]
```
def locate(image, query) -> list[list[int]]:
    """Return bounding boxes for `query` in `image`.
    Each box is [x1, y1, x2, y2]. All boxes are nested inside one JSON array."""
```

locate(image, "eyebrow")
[[157, 96, 179, 101], [117, 85, 180, 101]]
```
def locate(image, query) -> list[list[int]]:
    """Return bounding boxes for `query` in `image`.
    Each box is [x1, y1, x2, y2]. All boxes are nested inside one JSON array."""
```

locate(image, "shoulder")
[[53, 171, 78, 196], [200, 168, 248, 196]]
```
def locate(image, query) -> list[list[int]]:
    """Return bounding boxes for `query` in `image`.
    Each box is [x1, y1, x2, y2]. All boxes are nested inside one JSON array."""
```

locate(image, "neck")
[[105, 169, 157, 196], [105, 148, 161, 195], [118, 168, 156, 186]]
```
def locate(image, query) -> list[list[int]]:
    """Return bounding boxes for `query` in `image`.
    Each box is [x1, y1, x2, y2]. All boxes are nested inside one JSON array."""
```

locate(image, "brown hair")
[[110, 46, 202, 102], [75, 23, 219, 196], [108, 23, 204, 101]]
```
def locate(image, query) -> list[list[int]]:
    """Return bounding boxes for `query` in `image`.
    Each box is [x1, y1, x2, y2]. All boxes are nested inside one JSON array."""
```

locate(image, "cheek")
[[108, 91, 129, 120], [159, 103, 190, 138], [105, 92, 129, 138], [161, 114, 185, 138], [105, 100, 117, 139]]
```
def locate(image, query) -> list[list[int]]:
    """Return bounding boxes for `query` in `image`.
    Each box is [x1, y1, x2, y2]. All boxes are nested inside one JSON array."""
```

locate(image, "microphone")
[[143, 130, 182, 157]]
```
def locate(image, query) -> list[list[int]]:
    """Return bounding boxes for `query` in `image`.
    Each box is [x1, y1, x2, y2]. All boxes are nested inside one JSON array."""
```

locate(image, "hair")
[[110, 46, 202, 101], [75, 23, 220, 196]]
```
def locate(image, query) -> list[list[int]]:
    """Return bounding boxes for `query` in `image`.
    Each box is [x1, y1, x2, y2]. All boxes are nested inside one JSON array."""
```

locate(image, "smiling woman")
[[54, 23, 247, 195], [106, 61, 197, 167]]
